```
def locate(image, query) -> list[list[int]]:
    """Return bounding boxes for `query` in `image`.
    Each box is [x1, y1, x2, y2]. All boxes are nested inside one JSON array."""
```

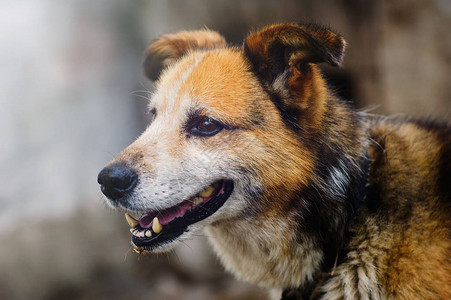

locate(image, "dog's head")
[[98, 24, 346, 252]]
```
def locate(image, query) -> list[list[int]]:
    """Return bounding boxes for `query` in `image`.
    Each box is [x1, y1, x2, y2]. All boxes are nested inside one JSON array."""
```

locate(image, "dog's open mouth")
[[124, 180, 234, 250]]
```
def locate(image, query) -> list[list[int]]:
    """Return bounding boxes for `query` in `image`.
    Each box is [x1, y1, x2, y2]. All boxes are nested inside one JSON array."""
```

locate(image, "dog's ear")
[[244, 23, 346, 130], [244, 23, 346, 82], [143, 29, 226, 80]]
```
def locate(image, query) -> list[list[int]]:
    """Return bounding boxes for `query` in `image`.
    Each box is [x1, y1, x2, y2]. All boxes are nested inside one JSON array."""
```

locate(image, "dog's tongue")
[[139, 200, 192, 228]]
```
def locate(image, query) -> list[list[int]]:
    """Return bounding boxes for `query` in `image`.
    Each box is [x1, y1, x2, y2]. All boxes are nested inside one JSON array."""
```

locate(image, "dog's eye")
[[188, 117, 224, 137]]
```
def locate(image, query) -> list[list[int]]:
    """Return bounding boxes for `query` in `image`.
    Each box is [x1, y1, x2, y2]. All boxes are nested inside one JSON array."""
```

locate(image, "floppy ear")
[[244, 23, 346, 82], [244, 23, 346, 129], [143, 29, 226, 80]]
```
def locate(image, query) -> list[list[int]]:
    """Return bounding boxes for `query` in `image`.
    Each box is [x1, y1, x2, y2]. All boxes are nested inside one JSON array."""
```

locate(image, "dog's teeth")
[[199, 185, 215, 197], [193, 197, 203, 206], [125, 213, 139, 228], [145, 230, 152, 238], [152, 217, 162, 234], [131, 228, 144, 238]]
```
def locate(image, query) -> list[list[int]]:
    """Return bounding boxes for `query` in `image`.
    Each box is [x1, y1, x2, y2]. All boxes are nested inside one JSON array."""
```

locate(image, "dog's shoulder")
[[318, 117, 451, 299], [367, 117, 451, 209]]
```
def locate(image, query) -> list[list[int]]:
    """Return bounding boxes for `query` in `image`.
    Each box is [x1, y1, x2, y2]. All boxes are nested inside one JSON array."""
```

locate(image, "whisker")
[[172, 249, 182, 264], [124, 246, 133, 261], [131, 93, 152, 102], [130, 89, 152, 94], [191, 233, 209, 238], [139, 80, 155, 92]]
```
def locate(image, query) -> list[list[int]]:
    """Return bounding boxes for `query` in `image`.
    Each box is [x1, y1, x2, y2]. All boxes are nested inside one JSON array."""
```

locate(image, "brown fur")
[[101, 23, 451, 299], [144, 29, 226, 80]]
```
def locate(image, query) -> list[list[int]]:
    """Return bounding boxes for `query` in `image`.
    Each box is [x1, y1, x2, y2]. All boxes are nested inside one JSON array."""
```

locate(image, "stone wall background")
[[0, 1, 449, 299]]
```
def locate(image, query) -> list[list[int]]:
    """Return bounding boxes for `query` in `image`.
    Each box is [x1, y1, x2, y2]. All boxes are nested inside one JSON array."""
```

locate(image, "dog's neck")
[[206, 99, 370, 291]]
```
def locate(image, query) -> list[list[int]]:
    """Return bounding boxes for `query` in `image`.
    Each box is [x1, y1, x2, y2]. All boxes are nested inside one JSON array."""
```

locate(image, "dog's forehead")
[[154, 48, 264, 120]]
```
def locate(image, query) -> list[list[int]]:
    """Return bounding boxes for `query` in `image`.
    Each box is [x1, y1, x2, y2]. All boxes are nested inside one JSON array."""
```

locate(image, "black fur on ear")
[[143, 29, 226, 81], [244, 23, 346, 83]]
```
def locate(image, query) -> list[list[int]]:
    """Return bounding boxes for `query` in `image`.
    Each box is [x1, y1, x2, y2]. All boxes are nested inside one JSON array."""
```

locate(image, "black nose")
[[97, 163, 138, 200]]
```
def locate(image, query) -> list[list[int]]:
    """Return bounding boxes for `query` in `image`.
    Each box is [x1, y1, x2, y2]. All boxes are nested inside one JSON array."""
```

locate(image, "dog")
[[98, 23, 451, 299]]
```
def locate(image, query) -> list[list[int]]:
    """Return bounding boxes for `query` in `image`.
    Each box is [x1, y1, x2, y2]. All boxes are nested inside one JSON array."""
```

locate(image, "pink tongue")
[[139, 200, 192, 228]]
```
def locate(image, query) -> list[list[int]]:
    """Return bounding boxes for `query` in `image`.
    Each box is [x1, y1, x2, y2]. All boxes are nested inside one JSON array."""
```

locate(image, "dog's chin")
[[126, 180, 234, 253]]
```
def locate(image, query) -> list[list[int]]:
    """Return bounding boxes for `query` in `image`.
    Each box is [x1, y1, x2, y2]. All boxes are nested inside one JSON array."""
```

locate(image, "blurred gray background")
[[1, 0, 450, 299]]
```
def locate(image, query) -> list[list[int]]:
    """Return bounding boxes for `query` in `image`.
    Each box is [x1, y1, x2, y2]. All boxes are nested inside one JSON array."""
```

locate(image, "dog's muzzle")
[[98, 163, 235, 252]]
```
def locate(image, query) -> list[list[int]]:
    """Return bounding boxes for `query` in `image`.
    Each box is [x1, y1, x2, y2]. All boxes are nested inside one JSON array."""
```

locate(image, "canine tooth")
[[199, 185, 215, 197], [125, 213, 139, 228], [152, 217, 162, 234], [193, 197, 203, 206], [145, 230, 152, 238]]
